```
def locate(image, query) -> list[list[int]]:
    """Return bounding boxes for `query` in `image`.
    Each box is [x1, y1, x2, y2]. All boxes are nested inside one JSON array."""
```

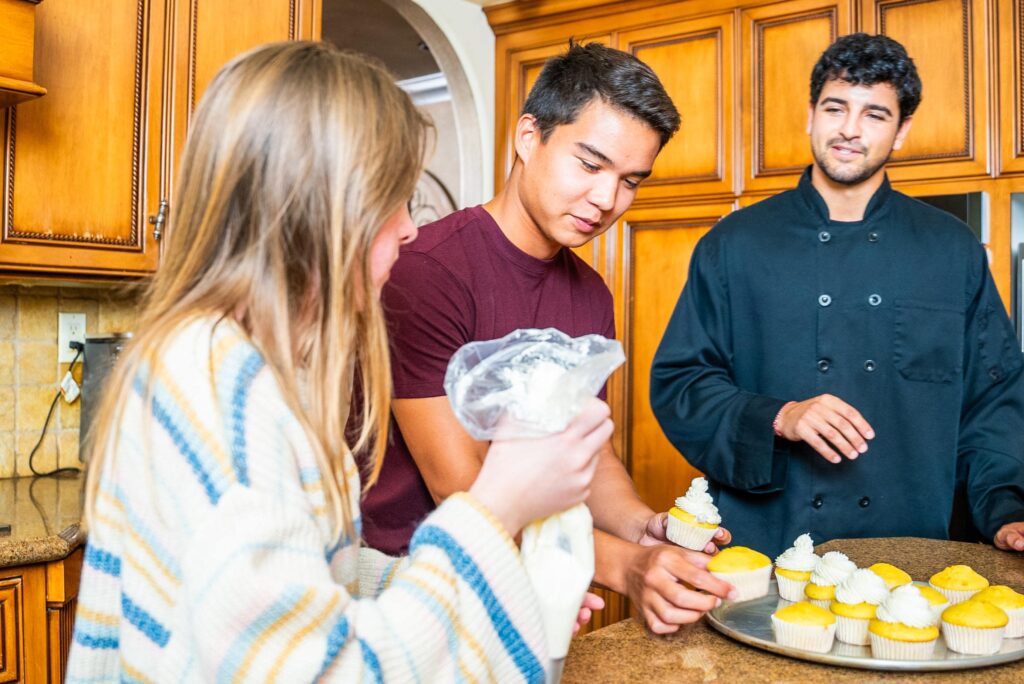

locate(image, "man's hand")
[[637, 512, 731, 554], [573, 591, 606, 635], [776, 394, 875, 464], [994, 522, 1024, 551]]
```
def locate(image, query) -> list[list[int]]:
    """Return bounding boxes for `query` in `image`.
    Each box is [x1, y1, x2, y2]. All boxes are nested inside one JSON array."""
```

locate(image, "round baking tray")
[[706, 581, 1024, 671]]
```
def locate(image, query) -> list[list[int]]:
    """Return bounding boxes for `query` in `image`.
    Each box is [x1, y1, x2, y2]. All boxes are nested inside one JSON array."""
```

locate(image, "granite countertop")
[[564, 537, 1024, 682], [0, 472, 84, 568]]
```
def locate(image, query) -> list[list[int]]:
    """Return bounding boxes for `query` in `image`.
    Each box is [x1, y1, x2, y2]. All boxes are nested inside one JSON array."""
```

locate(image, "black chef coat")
[[650, 168, 1024, 557]]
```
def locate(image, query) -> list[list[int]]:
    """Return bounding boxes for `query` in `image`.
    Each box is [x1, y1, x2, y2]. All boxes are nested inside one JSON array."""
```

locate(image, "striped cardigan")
[[67, 318, 548, 683]]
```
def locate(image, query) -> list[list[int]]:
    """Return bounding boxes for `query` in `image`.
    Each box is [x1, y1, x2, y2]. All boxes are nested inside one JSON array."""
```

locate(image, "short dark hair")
[[810, 33, 922, 122], [521, 41, 680, 147]]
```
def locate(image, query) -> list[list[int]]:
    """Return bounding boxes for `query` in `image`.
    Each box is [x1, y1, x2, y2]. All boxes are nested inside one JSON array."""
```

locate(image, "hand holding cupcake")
[[666, 477, 721, 551]]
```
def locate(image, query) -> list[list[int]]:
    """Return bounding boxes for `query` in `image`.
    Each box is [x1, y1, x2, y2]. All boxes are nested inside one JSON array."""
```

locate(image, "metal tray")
[[706, 581, 1024, 671]]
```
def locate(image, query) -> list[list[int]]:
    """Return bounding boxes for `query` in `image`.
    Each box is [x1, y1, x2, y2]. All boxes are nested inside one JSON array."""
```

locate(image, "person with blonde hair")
[[67, 41, 611, 682]]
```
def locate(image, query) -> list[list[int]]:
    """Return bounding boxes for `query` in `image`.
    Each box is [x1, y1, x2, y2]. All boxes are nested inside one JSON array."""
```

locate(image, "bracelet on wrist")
[[772, 402, 795, 437]]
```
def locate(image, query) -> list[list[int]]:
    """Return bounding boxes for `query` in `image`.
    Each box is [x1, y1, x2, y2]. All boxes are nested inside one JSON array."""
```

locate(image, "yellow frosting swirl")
[[706, 546, 771, 573]]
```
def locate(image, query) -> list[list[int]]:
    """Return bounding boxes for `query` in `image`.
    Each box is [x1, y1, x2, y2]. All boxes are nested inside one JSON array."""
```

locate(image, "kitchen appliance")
[[80, 333, 132, 462]]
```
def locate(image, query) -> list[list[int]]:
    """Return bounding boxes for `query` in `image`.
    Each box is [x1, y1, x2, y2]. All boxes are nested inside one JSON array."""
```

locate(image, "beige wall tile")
[[99, 298, 140, 334], [16, 385, 58, 432], [0, 341, 13, 386], [60, 396, 81, 429], [58, 429, 80, 468], [18, 341, 58, 385], [17, 295, 58, 341], [0, 390, 13, 432], [16, 431, 57, 475], [0, 294, 15, 341], [0, 431, 13, 478]]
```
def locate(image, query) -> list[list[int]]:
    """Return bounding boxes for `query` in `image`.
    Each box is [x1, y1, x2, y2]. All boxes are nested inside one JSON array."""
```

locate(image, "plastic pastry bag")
[[443, 328, 624, 662]]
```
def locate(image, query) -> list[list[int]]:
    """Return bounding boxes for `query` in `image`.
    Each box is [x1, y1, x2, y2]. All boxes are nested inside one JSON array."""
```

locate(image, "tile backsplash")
[[0, 284, 141, 477]]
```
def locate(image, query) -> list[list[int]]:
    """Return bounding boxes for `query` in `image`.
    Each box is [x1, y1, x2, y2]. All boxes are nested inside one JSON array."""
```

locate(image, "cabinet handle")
[[149, 199, 169, 241]]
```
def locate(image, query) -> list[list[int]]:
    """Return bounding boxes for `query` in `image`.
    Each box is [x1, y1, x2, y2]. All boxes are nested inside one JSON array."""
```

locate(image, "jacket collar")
[[797, 165, 893, 224]]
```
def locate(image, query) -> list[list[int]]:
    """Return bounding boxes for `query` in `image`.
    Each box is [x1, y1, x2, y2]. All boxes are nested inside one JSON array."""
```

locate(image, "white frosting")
[[674, 477, 721, 525], [835, 568, 890, 606], [774, 533, 818, 572], [809, 551, 857, 587], [875, 584, 937, 628]]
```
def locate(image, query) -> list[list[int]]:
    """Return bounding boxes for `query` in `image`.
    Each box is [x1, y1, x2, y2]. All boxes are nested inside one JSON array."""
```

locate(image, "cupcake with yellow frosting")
[[804, 551, 857, 608], [830, 568, 890, 645], [941, 599, 1008, 655], [666, 477, 721, 551], [707, 546, 772, 602], [868, 562, 912, 590], [928, 565, 989, 605], [771, 601, 836, 653], [911, 582, 950, 624], [868, 585, 939, 660], [973, 585, 1024, 638], [774, 533, 819, 602]]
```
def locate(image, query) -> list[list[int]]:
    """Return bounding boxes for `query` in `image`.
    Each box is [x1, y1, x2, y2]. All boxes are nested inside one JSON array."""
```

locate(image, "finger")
[[577, 607, 592, 625], [824, 396, 875, 440], [669, 558, 735, 600], [799, 426, 844, 464], [666, 546, 711, 570], [830, 414, 870, 456], [702, 541, 720, 554], [566, 398, 612, 437], [577, 417, 614, 457], [582, 591, 605, 611], [641, 598, 700, 633], [714, 526, 732, 544], [809, 414, 859, 460], [1010, 531, 1024, 551]]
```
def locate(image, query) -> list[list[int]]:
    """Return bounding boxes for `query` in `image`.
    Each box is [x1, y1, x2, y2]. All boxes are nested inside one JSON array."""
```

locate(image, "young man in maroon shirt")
[[363, 43, 737, 633]]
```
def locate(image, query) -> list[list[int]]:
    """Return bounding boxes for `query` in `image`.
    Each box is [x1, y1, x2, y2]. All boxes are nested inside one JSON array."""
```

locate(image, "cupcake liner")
[[998, 606, 1024, 639], [835, 615, 871, 646], [869, 632, 936, 660], [711, 564, 772, 602], [771, 615, 836, 653], [942, 622, 1005, 655], [927, 582, 981, 605], [666, 516, 718, 551], [775, 574, 810, 602], [808, 598, 832, 610], [931, 602, 950, 626]]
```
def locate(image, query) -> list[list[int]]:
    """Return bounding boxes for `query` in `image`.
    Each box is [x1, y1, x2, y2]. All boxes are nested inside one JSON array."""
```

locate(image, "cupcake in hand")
[[928, 565, 989, 605], [973, 585, 1024, 638], [707, 546, 773, 602], [771, 601, 836, 653], [804, 551, 857, 608], [941, 599, 1008, 655], [774, 533, 819, 602], [868, 585, 939, 660], [830, 568, 890, 646], [666, 477, 721, 551]]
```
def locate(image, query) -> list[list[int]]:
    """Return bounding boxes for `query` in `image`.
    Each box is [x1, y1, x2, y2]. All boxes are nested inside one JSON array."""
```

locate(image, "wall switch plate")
[[58, 312, 86, 362]]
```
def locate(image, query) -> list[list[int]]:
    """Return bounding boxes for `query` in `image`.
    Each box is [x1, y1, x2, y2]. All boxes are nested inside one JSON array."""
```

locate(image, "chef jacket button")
[[859, 496, 871, 508], [868, 231, 879, 242], [812, 496, 824, 509], [864, 359, 876, 372], [989, 368, 1002, 381], [817, 359, 831, 373], [818, 294, 832, 307], [818, 230, 832, 243], [868, 294, 882, 306]]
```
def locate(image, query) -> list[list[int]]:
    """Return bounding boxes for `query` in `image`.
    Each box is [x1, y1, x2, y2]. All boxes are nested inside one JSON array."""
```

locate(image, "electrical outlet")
[[58, 312, 86, 362]]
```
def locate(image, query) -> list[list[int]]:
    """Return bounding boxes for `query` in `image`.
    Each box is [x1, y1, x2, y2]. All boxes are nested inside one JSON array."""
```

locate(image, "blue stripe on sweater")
[[227, 351, 264, 486], [217, 585, 305, 684], [85, 544, 121, 577], [359, 639, 384, 684], [317, 615, 349, 677], [410, 525, 544, 683], [121, 593, 170, 647], [73, 611, 119, 651]]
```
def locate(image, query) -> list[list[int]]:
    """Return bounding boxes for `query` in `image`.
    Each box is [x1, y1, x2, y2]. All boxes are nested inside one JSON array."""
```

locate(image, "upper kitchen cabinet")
[[0, 0, 47, 109], [997, 0, 1024, 175], [860, 0, 990, 181], [741, 0, 854, 193]]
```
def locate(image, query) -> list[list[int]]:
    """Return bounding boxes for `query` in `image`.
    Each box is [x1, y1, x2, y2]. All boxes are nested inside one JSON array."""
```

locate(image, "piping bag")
[[444, 328, 625, 681]]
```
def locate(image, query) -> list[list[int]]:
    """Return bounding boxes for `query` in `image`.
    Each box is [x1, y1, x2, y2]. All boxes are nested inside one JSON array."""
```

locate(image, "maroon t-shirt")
[[361, 205, 616, 555]]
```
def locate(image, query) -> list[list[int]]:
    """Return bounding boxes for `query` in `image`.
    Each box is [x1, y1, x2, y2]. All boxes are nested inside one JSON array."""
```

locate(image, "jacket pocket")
[[893, 300, 965, 383]]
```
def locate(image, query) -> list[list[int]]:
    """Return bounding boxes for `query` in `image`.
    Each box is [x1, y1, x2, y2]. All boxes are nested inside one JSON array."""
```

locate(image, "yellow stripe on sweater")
[[266, 592, 343, 683], [76, 606, 119, 627], [121, 658, 155, 684], [232, 589, 316, 684], [95, 494, 180, 589]]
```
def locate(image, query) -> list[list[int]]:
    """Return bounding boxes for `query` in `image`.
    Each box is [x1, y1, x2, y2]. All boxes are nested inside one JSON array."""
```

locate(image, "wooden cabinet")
[[0, 0, 46, 109], [997, 0, 1024, 175], [0, 548, 81, 684], [0, 0, 316, 277]]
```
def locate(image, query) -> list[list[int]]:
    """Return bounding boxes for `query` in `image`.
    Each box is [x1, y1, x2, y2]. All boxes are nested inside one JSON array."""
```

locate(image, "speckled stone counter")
[[563, 538, 1024, 682], [0, 473, 84, 567]]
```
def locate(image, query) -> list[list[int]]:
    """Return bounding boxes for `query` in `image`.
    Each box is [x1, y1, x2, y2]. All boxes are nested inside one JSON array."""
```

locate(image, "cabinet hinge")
[[149, 199, 169, 241]]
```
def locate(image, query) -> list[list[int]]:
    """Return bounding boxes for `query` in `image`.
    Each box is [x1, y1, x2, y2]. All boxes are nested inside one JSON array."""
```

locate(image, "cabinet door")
[[860, 0, 990, 181], [0, 0, 169, 276], [607, 202, 734, 513], [0, 566, 46, 683], [741, 0, 854, 193], [998, 0, 1024, 175], [619, 13, 735, 201]]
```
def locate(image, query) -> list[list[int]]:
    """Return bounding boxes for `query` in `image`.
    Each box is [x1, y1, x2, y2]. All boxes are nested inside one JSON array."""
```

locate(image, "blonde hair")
[[84, 41, 429, 541]]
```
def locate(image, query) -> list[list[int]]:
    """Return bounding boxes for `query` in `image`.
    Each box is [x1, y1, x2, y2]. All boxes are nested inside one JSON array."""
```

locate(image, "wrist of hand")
[[773, 401, 796, 437]]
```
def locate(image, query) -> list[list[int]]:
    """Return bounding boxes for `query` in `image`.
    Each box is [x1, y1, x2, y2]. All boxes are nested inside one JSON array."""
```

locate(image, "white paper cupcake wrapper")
[[770, 615, 836, 653], [775, 573, 809, 602], [711, 564, 772, 602], [927, 581, 981, 605], [1004, 606, 1024, 638], [942, 622, 1005, 655], [835, 615, 871, 646], [666, 515, 718, 551], [869, 632, 936, 660], [808, 598, 832, 609]]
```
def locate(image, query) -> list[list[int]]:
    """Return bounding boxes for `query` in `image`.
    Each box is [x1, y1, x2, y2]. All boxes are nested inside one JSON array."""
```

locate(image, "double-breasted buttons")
[[818, 231, 832, 243], [812, 496, 824, 509], [989, 368, 1002, 381], [818, 294, 832, 307], [817, 359, 831, 373], [859, 497, 871, 508], [868, 294, 882, 306], [864, 360, 876, 372], [868, 231, 879, 242]]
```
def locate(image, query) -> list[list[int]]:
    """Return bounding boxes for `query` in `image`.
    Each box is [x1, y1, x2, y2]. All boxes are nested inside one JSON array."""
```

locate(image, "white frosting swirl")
[[809, 551, 857, 587], [674, 477, 721, 525], [834, 568, 890, 606], [875, 584, 937, 628], [774, 533, 818, 572]]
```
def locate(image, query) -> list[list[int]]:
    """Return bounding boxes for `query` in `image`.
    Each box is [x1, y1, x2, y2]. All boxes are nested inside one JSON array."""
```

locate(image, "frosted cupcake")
[[868, 562, 912, 590], [804, 551, 857, 608], [830, 568, 890, 646], [941, 599, 1008, 655], [973, 585, 1024, 638], [868, 585, 940, 660], [774, 534, 819, 602], [928, 565, 989, 605], [912, 582, 950, 624], [666, 477, 721, 551], [771, 601, 836, 653], [707, 546, 772, 602]]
